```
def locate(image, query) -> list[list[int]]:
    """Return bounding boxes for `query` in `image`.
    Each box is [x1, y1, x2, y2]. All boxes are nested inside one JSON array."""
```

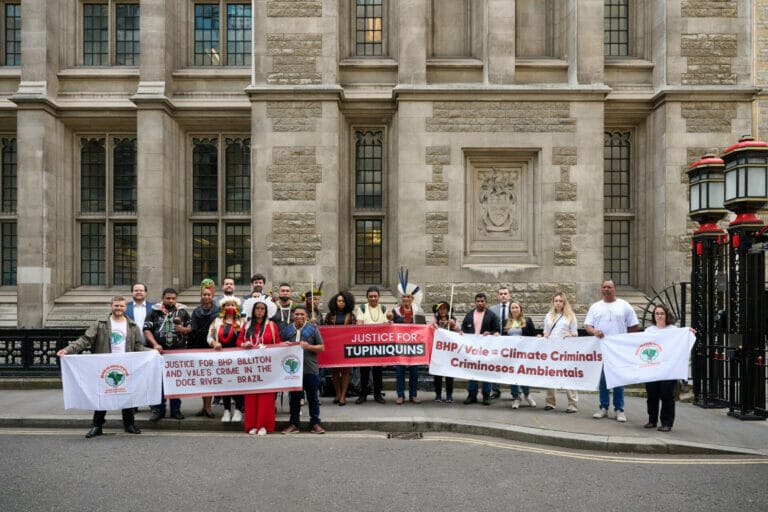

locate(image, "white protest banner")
[[162, 345, 304, 398], [602, 327, 696, 389], [430, 329, 603, 390], [61, 351, 163, 410]]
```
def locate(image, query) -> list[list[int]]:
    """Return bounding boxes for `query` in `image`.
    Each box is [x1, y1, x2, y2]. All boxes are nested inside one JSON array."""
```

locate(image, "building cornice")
[[245, 84, 345, 103], [392, 84, 612, 102], [651, 86, 761, 110]]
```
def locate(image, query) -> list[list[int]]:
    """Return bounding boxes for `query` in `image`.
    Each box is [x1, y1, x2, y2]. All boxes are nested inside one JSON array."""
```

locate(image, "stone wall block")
[[425, 212, 449, 234], [682, 1, 737, 17], [427, 102, 576, 133], [554, 213, 577, 234], [425, 183, 449, 201], [552, 146, 577, 166], [555, 183, 577, 201], [268, 1, 323, 17]]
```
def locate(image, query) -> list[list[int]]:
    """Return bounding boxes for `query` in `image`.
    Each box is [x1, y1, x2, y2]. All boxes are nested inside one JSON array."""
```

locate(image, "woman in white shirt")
[[542, 292, 579, 413], [644, 304, 679, 432]]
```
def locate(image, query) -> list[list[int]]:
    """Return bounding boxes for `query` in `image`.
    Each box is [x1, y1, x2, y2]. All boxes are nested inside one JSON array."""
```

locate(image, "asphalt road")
[[1, 429, 766, 512]]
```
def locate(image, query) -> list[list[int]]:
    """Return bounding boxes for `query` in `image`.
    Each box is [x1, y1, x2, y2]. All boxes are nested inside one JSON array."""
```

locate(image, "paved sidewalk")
[[0, 387, 766, 456]]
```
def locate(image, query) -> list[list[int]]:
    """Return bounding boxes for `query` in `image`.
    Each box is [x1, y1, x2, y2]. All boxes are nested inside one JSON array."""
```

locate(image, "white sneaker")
[[221, 410, 232, 423], [511, 399, 520, 409], [525, 396, 536, 407], [616, 410, 627, 422], [248, 428, 257, 435], [257, 427, 267, 436], [592, 408, 608, 419], [231, 409, 243, 423], [566, 405, 578, 413]]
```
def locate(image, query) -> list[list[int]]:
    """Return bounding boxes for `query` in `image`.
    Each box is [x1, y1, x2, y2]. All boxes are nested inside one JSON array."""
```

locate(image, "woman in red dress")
[[237, 297, 280, 435]]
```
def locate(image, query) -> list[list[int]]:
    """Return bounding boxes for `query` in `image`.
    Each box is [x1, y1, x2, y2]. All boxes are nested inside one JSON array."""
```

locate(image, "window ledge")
[[515, 58, 569, 69], [339, 58, 398, 70], [0, 67, 20, 78], [58, 67, 140, 79], [604, 58, 654, 70], [173, 68, 251, 79], [426, 58, 483, 69]]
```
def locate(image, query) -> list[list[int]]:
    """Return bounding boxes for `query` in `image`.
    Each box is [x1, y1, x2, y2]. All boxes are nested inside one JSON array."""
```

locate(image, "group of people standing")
[[58, 274, 687, 439]]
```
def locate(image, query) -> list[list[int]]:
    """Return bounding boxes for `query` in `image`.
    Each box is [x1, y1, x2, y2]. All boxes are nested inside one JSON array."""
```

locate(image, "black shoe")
[[482, 394, 491, 406], [170, 411, 185, 420], [124, 424, 142, 435], [491, 390, 501, 399], [463, 395, 478, 405], [374, 395, 386, 404], [149, 411, 164, 422], [355, 396, 367, 404], [85, 426, 102, 439]]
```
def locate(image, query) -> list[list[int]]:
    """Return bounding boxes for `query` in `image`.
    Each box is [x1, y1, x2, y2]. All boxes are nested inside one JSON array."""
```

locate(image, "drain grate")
[[386, 432, 424, 440]]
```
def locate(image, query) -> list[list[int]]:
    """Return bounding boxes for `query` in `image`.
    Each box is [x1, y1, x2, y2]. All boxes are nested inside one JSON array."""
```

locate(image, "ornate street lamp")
[[721, 135, 768, 420], [723, 136, 768, 224], [687, 153, 728, 408], [688, 153, 728, 232]]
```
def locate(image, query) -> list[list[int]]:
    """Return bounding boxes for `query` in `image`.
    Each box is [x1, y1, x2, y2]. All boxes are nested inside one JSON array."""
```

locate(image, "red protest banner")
[[317, 324, 434, 368]]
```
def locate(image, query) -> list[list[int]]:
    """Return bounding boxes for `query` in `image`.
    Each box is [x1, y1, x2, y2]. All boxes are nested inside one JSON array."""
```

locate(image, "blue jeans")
[[289, 373, 321, 427], [152, 382, 181, 415], [395, 365, 419, 398], [511, 385, 530, 399], [152, 397, 181, 415], [467, 380, 492, 396], [598, 369, 624, 411]]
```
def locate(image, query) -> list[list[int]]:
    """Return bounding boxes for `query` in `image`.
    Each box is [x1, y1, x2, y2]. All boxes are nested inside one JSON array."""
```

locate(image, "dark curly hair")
[[327, 291, 356, 315]]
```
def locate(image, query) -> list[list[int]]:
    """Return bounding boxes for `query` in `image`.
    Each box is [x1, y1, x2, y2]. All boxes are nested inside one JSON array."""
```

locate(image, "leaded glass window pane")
[[113, 138, 137, 212], [194, 3, 220, 65], [355, 131, 383, 209], [604, 0, 629, 57], [604, 131, 631, 210], [115, 3, 140, 66], [224, 138, 250, 213], [1, 137, 16, 213], [83, 3, 109, 65], [226, 3, 251, 66], [113, 223, 137, 285], [81, 223, 106, 285], [225, 223, 250, 285], [193, 138, 218, 212], [81, 138, 106, 213], [4, 3, 20, 66], [603, 219, 630, 286], [355, 218, 382, 284], [355, 0, 383, 56], [193, 223, 218, 284], [1, 221, 15, 285]]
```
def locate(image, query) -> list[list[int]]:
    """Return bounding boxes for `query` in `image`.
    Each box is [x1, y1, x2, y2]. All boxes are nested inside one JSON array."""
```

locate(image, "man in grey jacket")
[[57, 296, 152, 438]]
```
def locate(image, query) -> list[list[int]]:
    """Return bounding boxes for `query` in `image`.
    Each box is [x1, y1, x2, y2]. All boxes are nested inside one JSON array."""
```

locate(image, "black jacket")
[[461, 309, 501, 335]]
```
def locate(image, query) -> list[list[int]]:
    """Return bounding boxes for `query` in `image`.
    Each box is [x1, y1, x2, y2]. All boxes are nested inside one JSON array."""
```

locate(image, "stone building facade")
[[0, 0, 765, 327]]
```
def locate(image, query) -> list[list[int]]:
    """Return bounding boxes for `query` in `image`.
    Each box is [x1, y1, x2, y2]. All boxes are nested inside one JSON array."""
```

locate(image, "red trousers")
[[243, 392, 276, 433]]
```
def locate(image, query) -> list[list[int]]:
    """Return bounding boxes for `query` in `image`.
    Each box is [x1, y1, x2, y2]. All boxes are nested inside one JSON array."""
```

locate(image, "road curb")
[[1, 416, 761, 456]]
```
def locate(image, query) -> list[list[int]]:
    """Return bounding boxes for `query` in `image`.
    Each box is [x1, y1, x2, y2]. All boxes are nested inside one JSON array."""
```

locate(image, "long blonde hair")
[[547, 292, 575, 324], [504, 301, 527, 331]]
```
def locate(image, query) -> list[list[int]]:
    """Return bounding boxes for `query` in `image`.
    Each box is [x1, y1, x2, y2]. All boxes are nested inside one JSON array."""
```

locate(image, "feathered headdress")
[[397, 267, 423, 307], [300, 280, 324, 302], [218, 296, 241, 317], [242, 296, 277, 321]]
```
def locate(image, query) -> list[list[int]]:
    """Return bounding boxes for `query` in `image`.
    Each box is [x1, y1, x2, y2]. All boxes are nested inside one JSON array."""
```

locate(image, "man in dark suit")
[[126, 282, 153, 346], [461, 293, 500, 406]]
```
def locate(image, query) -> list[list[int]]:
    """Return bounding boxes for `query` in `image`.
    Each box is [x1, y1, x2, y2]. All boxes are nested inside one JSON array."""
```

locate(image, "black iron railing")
[[0, 329, 82, 376]]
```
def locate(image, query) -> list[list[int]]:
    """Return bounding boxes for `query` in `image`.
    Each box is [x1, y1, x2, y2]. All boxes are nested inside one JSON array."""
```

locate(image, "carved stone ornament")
[[477, 168, 519, 235]]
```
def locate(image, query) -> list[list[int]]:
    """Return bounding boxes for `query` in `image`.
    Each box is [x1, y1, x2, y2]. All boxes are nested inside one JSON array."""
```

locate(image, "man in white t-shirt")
[[57, 296, 150, 438], [584, 280, 640, 422]]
